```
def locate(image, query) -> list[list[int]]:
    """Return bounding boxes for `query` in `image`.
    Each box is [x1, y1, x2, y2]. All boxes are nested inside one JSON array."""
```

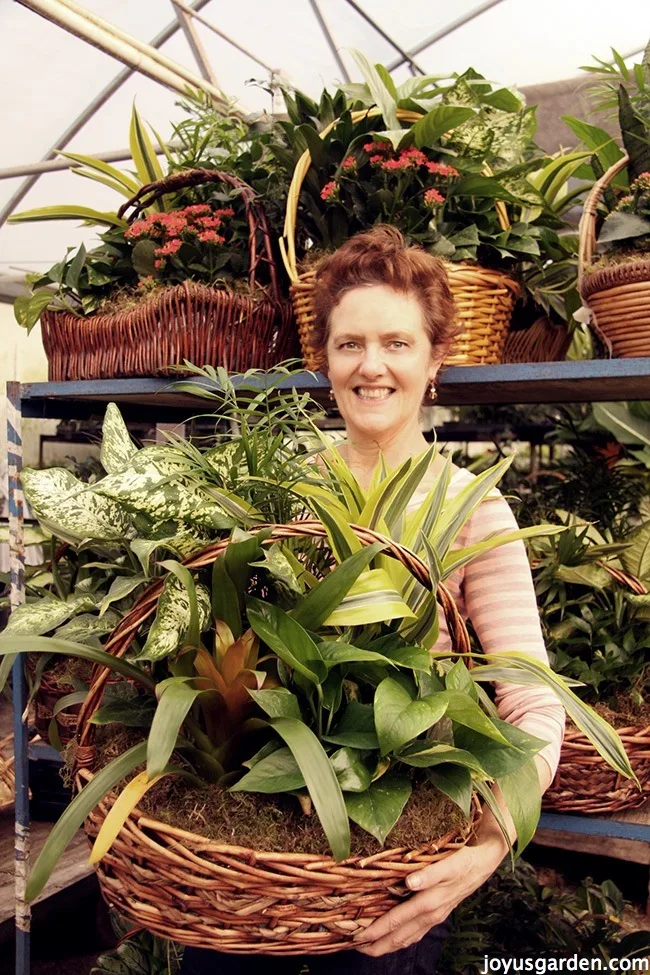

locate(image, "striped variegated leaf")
[[21, 467, 134, 544], [100, 403, 138, 475], [5, 591, 97, 636], [442, 524, 566, 578], [55, 610, 120, 643], [134, 576, 211, 661], [0, 524, 50, 546], [324, 568, 415, 626], [92, 446, 233, 530]]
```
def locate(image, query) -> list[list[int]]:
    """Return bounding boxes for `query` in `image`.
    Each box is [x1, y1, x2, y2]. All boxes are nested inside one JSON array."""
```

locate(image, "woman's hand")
[[351, 824, 508, 957], [352, 756, 553, 957]]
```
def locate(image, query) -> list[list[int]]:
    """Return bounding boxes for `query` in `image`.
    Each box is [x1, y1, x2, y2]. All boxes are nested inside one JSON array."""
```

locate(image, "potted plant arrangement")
[[0, 379, 634, 954], [273, 51, 582, 369], [567, 41, 650, 357], [11, 106, 296, 380]]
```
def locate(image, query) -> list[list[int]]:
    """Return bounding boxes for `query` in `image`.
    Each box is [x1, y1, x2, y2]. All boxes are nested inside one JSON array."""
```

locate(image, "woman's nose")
[[358, 347, 386, 378]]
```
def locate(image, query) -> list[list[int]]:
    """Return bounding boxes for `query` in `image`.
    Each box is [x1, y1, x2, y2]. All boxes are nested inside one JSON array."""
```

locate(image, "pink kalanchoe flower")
[[198, 230, 225, 244], [214, 207, 235, 218], [154, 258, 165, 269], [424, 188, 445, 207], [369, 154, 384, 165], [363, 141, 390, 154], [320, 181, 339, 201], [382, 157, 412, 171], [341, 155, 357, 171], [401, 147, 428, 167], [184, 204, 212, 216], [157, 239, 183, 256]]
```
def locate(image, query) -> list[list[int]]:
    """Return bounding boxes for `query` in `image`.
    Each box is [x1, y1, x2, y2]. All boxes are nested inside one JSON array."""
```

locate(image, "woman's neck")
[[339, 427, 430, 489]]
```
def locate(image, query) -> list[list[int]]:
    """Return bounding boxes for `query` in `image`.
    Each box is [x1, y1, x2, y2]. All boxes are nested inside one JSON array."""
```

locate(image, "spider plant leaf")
[[129, 104, 165, 203], [442, 524, 565, 578], [57, 151, 141, 194], [0, 635, 154, 690]]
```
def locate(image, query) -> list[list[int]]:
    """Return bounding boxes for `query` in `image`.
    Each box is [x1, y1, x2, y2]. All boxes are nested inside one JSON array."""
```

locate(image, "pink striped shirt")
[[408, 468, 565, 781]]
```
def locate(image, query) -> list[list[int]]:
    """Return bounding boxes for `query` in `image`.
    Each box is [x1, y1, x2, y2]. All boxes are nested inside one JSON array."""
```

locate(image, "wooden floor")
[[0, 700, 92, 929]]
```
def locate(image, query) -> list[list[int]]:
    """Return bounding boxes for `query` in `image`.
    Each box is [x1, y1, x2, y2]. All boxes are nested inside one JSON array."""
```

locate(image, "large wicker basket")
[[41, 169, 297, 380], [579, 153, 650, 357], [73, 521, 482, 955], [543, 564, 650, 814], [279, 108, 519, 371]]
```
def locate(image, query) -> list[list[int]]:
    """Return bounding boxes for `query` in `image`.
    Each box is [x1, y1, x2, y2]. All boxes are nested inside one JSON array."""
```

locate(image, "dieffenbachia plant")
[[0, 402, 635, 903]]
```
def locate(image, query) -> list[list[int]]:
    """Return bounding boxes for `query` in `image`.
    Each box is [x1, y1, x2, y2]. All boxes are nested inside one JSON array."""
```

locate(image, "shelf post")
[[7, 381, 30, 975]]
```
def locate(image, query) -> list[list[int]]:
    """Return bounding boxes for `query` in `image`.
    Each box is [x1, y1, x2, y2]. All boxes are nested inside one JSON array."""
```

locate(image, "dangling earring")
[[328, 388, 336, 401], [429, 381, 437, 402]]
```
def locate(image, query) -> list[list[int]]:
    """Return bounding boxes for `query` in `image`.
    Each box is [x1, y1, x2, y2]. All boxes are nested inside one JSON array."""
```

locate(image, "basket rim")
[[580, 257, 650, 300], [78, 767, 482, 866], [41, 279, 290, 328]]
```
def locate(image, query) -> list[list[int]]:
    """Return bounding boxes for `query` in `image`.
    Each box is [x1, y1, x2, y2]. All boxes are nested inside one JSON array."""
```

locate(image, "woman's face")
[[326, 284, 440, 443]]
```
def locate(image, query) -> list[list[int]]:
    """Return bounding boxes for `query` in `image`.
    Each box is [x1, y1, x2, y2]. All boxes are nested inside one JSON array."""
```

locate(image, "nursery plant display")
[[0, 378, 634, 954], [274, 52, 583, 368], [10, 107, 295, 380], [567, 41, 650, 357]]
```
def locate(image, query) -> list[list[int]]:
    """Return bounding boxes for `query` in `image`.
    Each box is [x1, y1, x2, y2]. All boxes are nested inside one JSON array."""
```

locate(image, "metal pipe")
[[172, 0, 218, 86], [386, 0, 507, 70], [54, 0, 229, 102], [0, 0, 211, 229], [15, 0, 224, 101], [0, 145, 180, 181], [170, 0, 276, 74], [306, 0, 350, 83], [342, 0, 426, 76], [7, 381, 28, 975]]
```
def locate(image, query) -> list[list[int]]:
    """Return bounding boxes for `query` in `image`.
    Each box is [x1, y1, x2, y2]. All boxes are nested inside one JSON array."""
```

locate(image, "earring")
[[429, 381, 437, 402], [328, 388, 335, 401]]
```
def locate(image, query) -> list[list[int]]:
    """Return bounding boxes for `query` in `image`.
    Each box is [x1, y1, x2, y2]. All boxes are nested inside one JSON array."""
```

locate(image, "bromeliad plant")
[[0, 400, 635, 904]]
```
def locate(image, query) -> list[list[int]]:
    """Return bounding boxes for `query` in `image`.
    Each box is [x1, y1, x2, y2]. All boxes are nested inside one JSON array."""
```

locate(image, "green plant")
[[0, 394, 634, 905], [91, 913, 183, 975], [440, 860, 650, 972]]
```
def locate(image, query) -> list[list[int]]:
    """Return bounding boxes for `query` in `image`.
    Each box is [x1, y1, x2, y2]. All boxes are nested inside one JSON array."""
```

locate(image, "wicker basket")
[[41, 169, 296, 380], [579, 153, 650, 357], [279, 108, 519, 370], [502, 315, 570, 364], [33, 676, 81, 748], [72, 521, 482, 955], [543, 564, 650, 814]]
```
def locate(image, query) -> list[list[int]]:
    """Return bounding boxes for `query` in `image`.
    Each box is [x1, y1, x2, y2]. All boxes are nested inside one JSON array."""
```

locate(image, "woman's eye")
[[389, 341, 407, 349], [341, 341, 359, 350]]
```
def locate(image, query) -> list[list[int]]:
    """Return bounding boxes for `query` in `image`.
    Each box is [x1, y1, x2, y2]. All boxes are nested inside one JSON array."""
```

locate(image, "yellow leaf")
[[89, 770, 168, 864]]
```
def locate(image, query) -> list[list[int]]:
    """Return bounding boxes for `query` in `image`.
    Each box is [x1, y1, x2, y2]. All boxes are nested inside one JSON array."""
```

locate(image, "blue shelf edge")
[[538, 812, 650, 843]]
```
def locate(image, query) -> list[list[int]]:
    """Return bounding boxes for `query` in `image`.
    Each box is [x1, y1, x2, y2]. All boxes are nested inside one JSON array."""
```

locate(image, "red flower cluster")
[[124, 204, 233, 271], [341, 155, 357, 171], [424, 188, 445, 208], [363, 142, 459, 177], [321, 181, 339, 202]]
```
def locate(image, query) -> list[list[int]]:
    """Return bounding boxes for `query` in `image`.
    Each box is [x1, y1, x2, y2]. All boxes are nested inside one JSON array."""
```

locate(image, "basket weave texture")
[[543, 565, 649, 814], [41, 169, 296, 380], [502, 315, 570, 364], [73, 521, 482, 955], [579, 153, 650, 358], [279, 108, 518, 371]]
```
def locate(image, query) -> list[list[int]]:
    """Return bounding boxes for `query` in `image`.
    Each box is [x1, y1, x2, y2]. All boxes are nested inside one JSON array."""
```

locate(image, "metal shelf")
[[18, 357, 650, 419]]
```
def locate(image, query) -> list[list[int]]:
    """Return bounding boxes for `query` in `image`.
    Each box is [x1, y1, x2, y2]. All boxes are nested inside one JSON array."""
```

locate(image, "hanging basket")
[[279, 108, 519, 370], [543, 564, 650, 814], [72, 521, 482, 955], [579, 153, 650, 358], [41, 169, 297, 380]]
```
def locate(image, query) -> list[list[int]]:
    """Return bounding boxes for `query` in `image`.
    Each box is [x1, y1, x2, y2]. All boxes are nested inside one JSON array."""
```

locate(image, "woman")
[[181, 226, 565, 974]]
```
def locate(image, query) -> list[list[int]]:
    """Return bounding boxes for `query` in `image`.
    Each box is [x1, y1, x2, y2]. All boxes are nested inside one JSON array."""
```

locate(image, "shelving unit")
[[6, 358, 650, 972]]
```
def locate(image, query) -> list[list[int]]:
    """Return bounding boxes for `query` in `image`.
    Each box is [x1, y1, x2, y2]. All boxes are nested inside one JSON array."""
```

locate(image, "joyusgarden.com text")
[[480, 957, 649, 972]]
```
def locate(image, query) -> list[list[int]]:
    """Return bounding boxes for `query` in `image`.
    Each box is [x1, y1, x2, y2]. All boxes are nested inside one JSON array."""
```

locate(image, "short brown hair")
[[311, 225, 458, 368]]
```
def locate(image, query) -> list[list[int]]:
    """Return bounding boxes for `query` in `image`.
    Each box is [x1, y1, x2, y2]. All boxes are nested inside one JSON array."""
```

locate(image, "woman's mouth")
[[353, 386, 395, 401]]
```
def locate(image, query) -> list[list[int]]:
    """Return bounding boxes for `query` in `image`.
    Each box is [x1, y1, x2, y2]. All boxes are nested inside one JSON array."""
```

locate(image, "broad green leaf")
[[454, 720, 546, 778], [246, 597, 327, 685], [397, 742, 486, 776], [474, 652, 635, 780], [100, 403, 138, 475], [621, 521, 650, 582], [26, 742, 147, 902], [317, 640, 396, 669], [323, 701, 379, 749], [324, 568, 416, 626], [224, 529, 267, 601], [129, 104, 164, 197], [344, 774, 411, 844], [100, 575, 146, 616], [374, 677, 449, 756], [290, 543, 384, 630], [442, 690, 510, 744], [8, 205, 128, 229], [378, 644, 432, 671], [0, 634, 154, 690], [598, 212, 650, 244], [231, 745, 305, 793], [330, 746, 372, 792], [473, 779, 515, 861], [247, 687, 301, 719], [413, 106, 475, 148], [90, 695, 156, 727], [134, 574, 210, 661], [349, 48, 399, 130], [211, 555, 242, 639], [13, 290, 54, 333], [146, 678, 207, 778], [445, 659, 477, 701], [498, 759, 541, 855], [562, 116, 625, 175], [428, 766, 473, 817], [593, 402, 650, 450], [5, 591, 96, 636], [250, 544, 304, 596], [272, 716, 350, 860], [21, 467, 133, 544]]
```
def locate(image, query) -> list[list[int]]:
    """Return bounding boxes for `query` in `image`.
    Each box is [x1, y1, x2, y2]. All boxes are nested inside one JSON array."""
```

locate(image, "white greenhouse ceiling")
[[1, 0, 649, 291]]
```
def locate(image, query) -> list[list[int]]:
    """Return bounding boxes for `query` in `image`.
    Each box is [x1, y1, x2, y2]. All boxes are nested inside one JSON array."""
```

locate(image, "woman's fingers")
[[353, 888, 431, 946]]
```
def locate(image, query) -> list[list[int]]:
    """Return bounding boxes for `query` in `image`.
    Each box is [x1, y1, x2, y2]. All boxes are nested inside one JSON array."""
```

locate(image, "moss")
[[596, 693, 650, 729], [40, 656, 93, 691], [587, 246, 650, 273]]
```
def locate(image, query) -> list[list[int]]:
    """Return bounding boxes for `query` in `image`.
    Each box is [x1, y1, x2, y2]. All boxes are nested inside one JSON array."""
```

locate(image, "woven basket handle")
[[75, 520, 471, 764], [117, 168, 281, 300], [578, 153, 629, 288], [279, 107, 511, 284]]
